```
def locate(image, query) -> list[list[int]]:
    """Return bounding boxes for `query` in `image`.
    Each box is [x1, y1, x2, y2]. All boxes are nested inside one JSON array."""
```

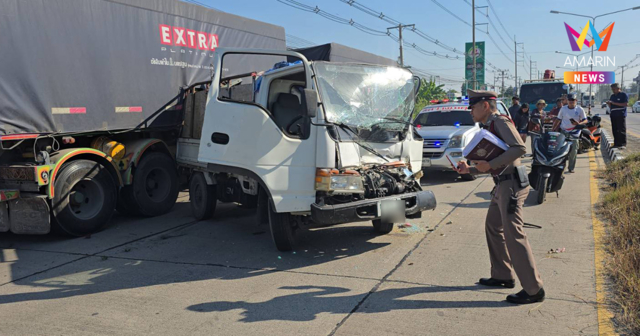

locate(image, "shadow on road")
[[186, 284, 509, 322], [0, 203, 395, 306]]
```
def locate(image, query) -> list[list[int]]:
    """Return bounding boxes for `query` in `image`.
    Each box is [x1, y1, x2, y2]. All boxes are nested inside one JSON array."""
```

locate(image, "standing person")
[[607, 83, 628, 149], [513, 103, 530, 144], [548, 98, 563, 118], [456, 90, 545, 305], [509, 96, 520, 117], [528, 100, 547, 154], [552, 93, 587, 173]]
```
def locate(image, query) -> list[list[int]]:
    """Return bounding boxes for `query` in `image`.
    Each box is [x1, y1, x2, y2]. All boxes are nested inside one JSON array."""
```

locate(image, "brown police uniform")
[[467, 90, 544, 296]]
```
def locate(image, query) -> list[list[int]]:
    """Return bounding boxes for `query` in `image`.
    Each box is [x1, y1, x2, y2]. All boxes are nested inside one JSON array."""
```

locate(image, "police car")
[[413, 97, 511, 181]]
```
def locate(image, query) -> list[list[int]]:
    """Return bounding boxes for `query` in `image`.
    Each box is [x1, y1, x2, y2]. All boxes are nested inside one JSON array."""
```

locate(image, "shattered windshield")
[[313, 62, 415, 131]]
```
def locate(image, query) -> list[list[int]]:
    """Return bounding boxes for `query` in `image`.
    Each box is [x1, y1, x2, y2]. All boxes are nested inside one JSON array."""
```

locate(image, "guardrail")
[[600, 129, 625, 162]]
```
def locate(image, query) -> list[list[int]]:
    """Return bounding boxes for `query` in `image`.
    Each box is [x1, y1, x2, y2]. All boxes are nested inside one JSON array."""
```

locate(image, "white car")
[[633, 101, 640, 113], [413, 100, 511, 181]]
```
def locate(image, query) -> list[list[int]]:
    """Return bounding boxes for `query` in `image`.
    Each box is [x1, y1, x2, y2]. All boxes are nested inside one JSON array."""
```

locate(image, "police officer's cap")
[[467, 89, 498, 107]]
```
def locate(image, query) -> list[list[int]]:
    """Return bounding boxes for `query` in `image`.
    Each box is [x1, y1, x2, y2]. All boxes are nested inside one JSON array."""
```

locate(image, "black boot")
[[506, 288, 545, 304], [478, 278, 516, 288]]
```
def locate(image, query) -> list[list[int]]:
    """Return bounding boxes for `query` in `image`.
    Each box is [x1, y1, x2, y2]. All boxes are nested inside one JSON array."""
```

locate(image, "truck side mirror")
[[303, 88, 317, 118]]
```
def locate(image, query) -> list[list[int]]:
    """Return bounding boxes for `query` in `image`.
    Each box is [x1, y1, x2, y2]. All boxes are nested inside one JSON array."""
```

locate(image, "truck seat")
[[271, 93, 303, 136]]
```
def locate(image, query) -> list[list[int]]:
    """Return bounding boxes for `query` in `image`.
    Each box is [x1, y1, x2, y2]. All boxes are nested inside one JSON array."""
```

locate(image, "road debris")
[[548, 247, 566, 254]]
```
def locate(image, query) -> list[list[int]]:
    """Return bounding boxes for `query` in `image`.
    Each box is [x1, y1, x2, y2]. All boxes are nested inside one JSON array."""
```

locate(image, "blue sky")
[[197, 0, 640, 91]]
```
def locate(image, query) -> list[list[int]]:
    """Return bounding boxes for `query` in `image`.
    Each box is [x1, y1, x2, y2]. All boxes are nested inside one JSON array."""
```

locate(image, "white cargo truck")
[[176, 48, 437, 250]]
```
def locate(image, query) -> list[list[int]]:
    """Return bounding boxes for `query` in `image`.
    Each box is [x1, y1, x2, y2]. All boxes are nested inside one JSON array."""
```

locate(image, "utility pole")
[[514, 36, 517, 95], [530, 60, 537, 81], [387, 23, 415, 68], [620, 65, 625, 91], [514, 37, 524, 95], [472, 0, 476, 90]]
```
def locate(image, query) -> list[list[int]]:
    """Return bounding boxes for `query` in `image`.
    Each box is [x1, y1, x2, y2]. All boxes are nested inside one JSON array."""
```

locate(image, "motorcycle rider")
[[529, 100, 547, 155], [552, 93, 587, 173]]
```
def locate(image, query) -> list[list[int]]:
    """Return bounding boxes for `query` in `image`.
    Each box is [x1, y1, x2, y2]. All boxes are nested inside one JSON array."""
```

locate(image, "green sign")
[[465, 41, 485, 90]]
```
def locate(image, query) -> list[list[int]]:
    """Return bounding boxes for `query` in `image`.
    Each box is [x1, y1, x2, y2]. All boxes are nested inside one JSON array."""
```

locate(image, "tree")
[[414, 78, 446, 117]]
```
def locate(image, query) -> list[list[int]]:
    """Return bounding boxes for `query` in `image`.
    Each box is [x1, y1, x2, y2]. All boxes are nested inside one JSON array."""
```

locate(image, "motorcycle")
[[529, 131, 572, 204], [566, 114, 601, 154]]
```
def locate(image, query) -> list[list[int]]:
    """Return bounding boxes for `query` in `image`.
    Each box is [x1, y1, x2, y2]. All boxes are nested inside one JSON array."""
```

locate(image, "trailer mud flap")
[[8, 198, 50, 234]]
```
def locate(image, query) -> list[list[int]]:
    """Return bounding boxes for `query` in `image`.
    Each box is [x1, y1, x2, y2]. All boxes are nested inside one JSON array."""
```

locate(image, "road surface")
[[0, 139, 607, 335]]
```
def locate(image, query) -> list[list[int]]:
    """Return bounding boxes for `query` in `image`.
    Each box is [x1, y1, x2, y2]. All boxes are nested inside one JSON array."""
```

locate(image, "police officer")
[[456, 89, 545, 304]]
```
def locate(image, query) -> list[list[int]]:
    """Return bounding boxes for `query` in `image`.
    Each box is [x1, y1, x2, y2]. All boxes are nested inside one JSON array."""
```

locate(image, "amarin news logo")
[[564, 21, 615, 52]]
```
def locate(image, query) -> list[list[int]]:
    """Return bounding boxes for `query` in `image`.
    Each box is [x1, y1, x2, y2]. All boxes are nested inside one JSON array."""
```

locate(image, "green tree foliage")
[[414, 78, 447, 117]]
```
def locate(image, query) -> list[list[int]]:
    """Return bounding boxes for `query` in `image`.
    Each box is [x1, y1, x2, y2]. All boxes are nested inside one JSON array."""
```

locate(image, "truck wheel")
[[189, 172, 217, 220], [132, 152, 179, 217], [460, 174, 477, 181], [372, 219, 394, 234], [256, 187, 269, 225], [52, 159, 117, 236], [116, 186, 140, 216], [268, 202, 296, 251]]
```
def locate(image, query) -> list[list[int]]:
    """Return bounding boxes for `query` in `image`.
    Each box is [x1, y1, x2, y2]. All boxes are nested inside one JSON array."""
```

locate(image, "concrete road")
[[0, 140, 606, 335]]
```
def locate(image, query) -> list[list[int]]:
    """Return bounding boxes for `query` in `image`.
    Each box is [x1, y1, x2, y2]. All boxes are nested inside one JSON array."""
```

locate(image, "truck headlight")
[[448, 135, 463, 148], [315, 169, 364, 194]]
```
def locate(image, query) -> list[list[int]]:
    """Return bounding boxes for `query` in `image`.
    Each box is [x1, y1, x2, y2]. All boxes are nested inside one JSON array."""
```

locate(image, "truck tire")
[[116, 186, 140, 216], [256, 187, 269, 225], [372, 219, 394, 234], [460, 174, 477, 181], [268, 202, 296, 251], [189, 172, 217, 220], [132, 152, 179, 217], [51, 159, 117, 236]]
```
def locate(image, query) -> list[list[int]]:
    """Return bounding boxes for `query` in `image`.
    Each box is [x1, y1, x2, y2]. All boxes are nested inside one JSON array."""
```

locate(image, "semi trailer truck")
[[0, 0, 436, 251]]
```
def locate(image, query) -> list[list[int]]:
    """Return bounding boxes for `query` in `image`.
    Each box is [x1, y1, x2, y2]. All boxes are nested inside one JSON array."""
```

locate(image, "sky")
[[194, 0, 640, 92]]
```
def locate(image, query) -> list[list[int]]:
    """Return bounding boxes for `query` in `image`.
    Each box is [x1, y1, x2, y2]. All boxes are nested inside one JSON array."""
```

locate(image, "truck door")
[[198, 49, 318, 213]]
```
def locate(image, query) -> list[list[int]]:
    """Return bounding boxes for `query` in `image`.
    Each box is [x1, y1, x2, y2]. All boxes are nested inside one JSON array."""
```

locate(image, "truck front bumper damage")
[[310, 190, 437, 226]]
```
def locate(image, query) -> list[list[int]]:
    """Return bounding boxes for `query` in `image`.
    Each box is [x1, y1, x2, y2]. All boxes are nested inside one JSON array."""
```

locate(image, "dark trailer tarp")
[[0, 0, 286, 136], [292, 43, 397, 66]]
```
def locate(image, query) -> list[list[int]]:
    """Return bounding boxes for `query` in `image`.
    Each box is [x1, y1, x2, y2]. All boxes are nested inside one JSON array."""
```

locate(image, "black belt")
[[492, 174, 516, 184]]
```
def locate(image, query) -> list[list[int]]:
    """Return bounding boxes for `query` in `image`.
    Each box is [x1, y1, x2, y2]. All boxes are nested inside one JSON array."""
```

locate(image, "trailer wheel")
[[372, 219, 394, 234], [189, 172, 217, 220], [268, 202, 296, 251], [52, 159, 117, 236], [132, 152, 179, 217]]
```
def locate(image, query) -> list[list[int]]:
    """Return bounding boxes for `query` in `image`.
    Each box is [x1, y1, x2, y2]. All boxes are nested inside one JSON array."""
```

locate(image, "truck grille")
[[423, 152, 443, 159], [423, 139, 447, 149]]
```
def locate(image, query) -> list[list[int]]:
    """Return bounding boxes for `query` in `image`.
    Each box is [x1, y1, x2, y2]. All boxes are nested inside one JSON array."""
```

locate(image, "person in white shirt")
[[552, 93, 587, 173]]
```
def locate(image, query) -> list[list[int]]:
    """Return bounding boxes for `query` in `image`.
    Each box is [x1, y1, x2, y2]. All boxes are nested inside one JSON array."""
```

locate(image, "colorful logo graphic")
[[564, 21, 615, 52], [564, 71, 615, 84]]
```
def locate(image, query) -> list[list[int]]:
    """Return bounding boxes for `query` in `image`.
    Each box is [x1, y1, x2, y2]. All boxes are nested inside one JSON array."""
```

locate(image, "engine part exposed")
[[359, 164, 419, 199], [317, 163, 421, 206]]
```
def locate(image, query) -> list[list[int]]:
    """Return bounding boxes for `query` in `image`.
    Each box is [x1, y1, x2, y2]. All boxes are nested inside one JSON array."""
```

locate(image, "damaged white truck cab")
[[178, 48, 437, 251]]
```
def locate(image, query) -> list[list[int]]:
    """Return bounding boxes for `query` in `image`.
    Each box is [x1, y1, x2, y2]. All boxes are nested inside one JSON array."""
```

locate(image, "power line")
[[338, 0, 464, 55], [486, 0, 514, 44], [286, 34, 317, 48], [180, 0, 223, 11], [463, 0, 513, 53], [277, 0, 462, 60], [431, 0, 471, 27]]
